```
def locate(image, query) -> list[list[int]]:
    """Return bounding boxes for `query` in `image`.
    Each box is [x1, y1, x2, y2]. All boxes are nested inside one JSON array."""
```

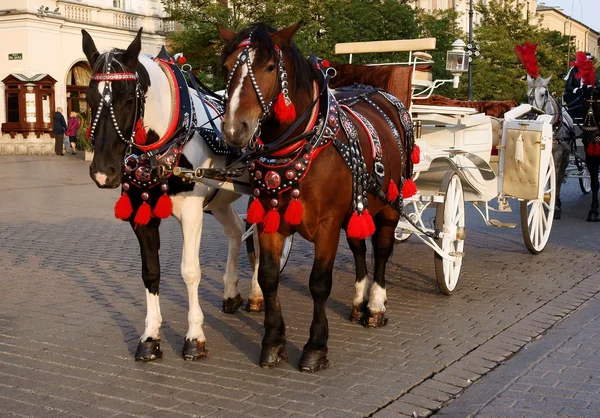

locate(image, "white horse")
[[82, 28, 264, 361]]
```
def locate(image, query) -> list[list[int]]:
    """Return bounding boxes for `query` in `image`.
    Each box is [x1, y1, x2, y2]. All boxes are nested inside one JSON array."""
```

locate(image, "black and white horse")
[[82, 29, 264, 361], [526, 74, 580, 219]]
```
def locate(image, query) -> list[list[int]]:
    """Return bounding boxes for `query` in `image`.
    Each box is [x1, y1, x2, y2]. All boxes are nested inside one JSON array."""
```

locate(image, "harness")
[[91, 46, 233, 225]]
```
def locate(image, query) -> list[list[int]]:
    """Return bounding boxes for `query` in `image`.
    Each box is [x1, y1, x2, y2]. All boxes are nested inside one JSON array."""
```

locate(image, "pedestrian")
[[65, 111, 80, 155], [52, 107, 68, 156]]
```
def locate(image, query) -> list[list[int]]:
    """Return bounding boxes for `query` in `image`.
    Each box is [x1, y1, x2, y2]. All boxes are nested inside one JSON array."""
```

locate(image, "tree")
[[463, 0, 571, 101]]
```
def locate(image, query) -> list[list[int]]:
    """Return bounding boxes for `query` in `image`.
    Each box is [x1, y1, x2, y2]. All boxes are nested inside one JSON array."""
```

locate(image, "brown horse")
[[219, 22, 415, 372]]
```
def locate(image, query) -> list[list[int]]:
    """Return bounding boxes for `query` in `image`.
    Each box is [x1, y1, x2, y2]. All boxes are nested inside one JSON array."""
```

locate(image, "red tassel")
[[134, 119, 147, 145], [86, 124, 92, 139], [262, 210, 280, 234], [595, 143, 600, 157], [322, 60, 330, 68], [346, 209, 376, 240], [273, 92, 296, 124], [587, 142, 594, 156], [134, 201, 152, 225], [247, 198, 266, 224], [177, 55, 187, 65], [402, 178, 417, 198], [153, 193, 172, 219], [387, 179, 399, 202], [114, 192, 133, 221], [411, 145, 421, 164], [284, 199, 303, 225]]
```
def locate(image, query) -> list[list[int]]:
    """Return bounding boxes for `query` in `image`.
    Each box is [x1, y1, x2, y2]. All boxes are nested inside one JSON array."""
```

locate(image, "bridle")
[[89, 50, 146, 153], [528, 84, 550, 112], [224, 30, 290, 144]]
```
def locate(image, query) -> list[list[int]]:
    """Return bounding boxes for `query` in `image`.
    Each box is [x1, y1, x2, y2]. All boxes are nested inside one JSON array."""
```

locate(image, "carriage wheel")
[[434, 172, 465, 295], [520, 157, 556, 254], [246, 197, 293, 273], [579, 169, 592, 194]]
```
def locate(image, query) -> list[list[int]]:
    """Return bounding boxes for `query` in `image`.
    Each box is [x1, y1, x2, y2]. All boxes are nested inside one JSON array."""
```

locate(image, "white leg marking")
[[172, 195, 206, 342], [211, 204, 244, 301], [367, 282, 387, 313], [94, 172, 108, 186], [140, 290, 162, 342], [353, 275, 372, 307], [249, 225, 263, 300]]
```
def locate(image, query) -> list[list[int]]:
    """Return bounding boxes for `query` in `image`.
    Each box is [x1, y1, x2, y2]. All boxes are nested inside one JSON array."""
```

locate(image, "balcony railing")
[[57, 1, 169, 33]]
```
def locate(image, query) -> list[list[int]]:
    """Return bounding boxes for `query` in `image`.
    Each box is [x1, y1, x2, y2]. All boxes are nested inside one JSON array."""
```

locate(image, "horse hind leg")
[[132, 220, 164, 362], [587, 156, 600, 222], [246, 226, 265, 312], [211, 203, 246, 313], [553, 142, 570, 220], [173, 195, 208, 360], [366, 207, 400, 328], [347, 237, 371, 323]]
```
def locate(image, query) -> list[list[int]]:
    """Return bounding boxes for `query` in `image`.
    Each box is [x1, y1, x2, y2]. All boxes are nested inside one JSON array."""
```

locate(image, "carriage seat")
[[329, 64, 414, 111], [490, 117, 503, 156]]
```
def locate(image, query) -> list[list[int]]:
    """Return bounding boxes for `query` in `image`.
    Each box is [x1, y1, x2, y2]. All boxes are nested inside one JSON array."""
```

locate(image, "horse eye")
[[266, 64, 276, 72]]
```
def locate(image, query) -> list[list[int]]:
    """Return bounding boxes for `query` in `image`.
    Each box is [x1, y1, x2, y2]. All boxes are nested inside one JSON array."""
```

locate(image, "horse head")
[[527, 74, 552, 111], [82, 28, 150, 188], [219, 22, 316, 149]]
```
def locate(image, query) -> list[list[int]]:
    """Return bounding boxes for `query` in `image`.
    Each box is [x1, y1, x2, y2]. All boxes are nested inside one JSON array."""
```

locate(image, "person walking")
[[52, 107, 68, 156], [65, 111, 80, 155]]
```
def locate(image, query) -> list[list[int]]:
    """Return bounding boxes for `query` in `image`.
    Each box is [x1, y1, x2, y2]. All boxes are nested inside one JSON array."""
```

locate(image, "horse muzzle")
[[222, 119, 255, 149], [89, 164, 121, 189]]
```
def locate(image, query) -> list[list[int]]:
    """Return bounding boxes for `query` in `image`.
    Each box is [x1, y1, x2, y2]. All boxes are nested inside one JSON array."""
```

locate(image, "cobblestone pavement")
[[436, 294, 600, 418], [0, 155, 599, 418]]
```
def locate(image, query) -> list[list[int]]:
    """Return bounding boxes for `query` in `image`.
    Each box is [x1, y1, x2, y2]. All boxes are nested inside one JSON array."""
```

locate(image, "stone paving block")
[[400, 392, 444, 411]]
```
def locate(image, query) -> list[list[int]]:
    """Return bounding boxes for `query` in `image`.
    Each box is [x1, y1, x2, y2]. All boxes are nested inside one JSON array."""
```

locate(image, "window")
[[7, 93, 19, 123], [113, 0, 124, 8]]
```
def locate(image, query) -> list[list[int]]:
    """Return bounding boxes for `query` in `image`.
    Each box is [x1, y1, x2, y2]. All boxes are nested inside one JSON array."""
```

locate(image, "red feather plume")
[[514, 42, 540, 79], [572, 51, 597, 86]]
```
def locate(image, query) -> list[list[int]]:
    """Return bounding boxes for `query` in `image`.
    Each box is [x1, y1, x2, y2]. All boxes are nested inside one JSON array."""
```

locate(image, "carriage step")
[[488, 219, 517, 228]]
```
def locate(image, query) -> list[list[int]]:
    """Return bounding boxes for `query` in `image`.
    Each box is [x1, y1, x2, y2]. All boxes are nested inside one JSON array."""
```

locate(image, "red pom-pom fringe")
[[153, 193, 172, 219], [587, 142, 595, 156], [273, 92, 296, 124], [114, 192, 133, 221], [411, 145, 421, 164], [347, 209, 376, 240], [247, 198, 266, 224], [595, 142, 600, 157], [402, 178, 417, 198], [322, 60, 330, 68], [387, 179, 399, 202], [177, 55, 186, 65], [284, 199, 303, 225], [134, 201, 152, 226], [134, 119, 147, 145], [262, 210, 280, 234]]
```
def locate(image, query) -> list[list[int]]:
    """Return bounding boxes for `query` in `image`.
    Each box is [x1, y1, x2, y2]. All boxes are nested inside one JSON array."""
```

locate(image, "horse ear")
[[82, 29, 99, 68], [123, 27, 143, 70], [545, 75, 553, 85], [526, 74, 534, 83], [217, 25, 237, 42], [271, 21, 303, 47]]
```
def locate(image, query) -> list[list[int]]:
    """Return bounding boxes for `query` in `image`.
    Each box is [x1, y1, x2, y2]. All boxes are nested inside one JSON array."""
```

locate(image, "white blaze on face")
[[225, 49, 255, 137], [94, 172, 108, 186]]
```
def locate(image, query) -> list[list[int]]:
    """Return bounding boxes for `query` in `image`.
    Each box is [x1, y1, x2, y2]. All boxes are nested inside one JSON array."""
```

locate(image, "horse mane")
[[220, 23, 318, 97]]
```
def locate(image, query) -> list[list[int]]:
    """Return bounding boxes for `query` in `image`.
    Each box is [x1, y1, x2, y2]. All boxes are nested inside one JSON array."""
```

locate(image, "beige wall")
[[537, 9, 599, 60], [0, 0, 170, 133]]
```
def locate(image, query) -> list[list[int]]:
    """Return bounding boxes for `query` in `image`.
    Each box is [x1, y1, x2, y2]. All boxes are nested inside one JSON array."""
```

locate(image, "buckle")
[[374, 161, 385, 177]]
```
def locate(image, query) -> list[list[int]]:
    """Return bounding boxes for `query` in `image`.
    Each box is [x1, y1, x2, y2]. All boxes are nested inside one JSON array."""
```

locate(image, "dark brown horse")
[[219, 23, 415, 372], [580, 88, 600, 222]]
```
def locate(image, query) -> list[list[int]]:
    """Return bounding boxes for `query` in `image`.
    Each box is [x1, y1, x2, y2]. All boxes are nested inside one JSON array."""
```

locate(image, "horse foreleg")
[[172, 195, 208, 360], [586, 156, 600, 222], [211, 203, 245, 313], [257, 232, 287, 368], [247, 229, 265, 312], [299, 221, 341, 372], [131, 219, 163, 362], [552, 142, 570, 219], [366, 208, 399, 328], [347, 237, 370, 323]]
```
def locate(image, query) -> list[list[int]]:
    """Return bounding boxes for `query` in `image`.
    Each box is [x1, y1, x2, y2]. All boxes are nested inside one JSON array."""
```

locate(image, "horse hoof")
[[365, 311, 388, 328], [223, 294, 243, 313], [135, 339, 163, 362], [350, 304, 365, 322], [298, 350, 329, 373], [259, 343, 287, 368], [587, 211, 600, 222], [182, 339, 208, 360], [246, 297, 264, 313]]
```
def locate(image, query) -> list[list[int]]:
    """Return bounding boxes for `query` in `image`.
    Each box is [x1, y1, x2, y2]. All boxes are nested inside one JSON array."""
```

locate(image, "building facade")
[[0, 0, 173, 136]]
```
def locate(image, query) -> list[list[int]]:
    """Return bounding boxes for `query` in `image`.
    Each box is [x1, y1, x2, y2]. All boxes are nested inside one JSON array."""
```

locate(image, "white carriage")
[[335, 38, 556, 294]]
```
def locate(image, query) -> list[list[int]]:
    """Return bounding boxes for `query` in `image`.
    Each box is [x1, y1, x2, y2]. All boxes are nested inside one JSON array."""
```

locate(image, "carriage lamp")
[[446, 39, 468, 88]]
